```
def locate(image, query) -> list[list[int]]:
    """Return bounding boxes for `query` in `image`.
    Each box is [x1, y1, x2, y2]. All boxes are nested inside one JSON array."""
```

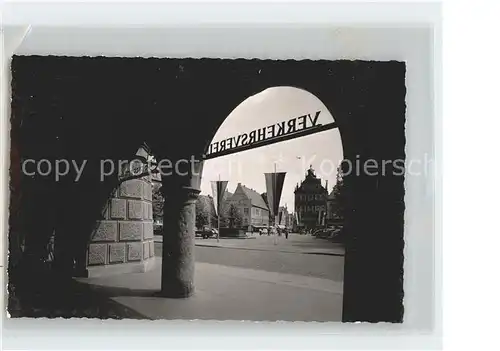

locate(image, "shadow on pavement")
[[8, 268, 150, 319], [85, 283, 158, 299]]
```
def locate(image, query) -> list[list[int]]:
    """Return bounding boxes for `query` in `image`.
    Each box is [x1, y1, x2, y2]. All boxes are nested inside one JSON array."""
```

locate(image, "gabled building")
[[227, 183, 270, 230], [294, 166, 328, 230]]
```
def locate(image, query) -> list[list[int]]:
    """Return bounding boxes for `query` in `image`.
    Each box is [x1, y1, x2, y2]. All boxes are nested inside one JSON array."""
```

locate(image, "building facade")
[[326, 190, 340, 224], [294, 166, 328, 230], [287, 213, 295, 229], [278, 206, 291, 227], [226, 183, 270, 230]]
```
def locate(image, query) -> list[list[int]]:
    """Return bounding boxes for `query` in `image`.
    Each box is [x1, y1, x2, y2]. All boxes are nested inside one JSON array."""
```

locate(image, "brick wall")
[[87, 177, 155, 268]]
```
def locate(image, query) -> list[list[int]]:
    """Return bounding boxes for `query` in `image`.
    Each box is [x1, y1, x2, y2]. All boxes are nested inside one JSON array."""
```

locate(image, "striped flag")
[[211, 181, 228, 216], [264, 172, 287, 217]]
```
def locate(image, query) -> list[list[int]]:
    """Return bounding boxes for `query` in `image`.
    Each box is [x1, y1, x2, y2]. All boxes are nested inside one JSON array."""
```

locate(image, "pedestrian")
[[285, 230, 289, 239]]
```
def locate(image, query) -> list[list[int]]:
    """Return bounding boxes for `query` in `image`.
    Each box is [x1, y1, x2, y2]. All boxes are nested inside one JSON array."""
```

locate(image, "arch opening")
[[198, 86, 345, 234]]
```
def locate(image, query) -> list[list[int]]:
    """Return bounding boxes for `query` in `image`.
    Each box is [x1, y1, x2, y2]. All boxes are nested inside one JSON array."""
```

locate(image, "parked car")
[[327, 228, 341, 238], [328, 228, 343, 241], [312, 229, 324, 237], [153, 223, 163, 236], [259, 228, 268, 235], [313, 228, 331, 239], [195, 228, 216, 239], [313, 227, 343, 240]]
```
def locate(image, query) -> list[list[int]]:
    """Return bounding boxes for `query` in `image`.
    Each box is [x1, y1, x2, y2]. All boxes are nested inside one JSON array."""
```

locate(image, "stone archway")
[[142, 59, 406, 321], [10, 56, 406, 321], [156, 85, 345, 298]]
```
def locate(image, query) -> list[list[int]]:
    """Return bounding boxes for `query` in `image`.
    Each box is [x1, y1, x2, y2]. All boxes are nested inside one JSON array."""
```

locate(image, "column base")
[[157, 282, 195, 298]]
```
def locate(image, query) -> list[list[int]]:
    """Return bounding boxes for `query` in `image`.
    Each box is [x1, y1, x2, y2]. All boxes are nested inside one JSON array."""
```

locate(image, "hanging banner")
[[318, 210, 326, 226], [211, 180, 228, 216], [264, 172, 286, 217], [278, 209, 283, 226], [317, 210, 326, 226]]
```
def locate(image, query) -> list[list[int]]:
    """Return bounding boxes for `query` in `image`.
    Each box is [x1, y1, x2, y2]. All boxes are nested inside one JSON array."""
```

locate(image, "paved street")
[[155, 233, 344, 281], [78, 233, 344, 321]]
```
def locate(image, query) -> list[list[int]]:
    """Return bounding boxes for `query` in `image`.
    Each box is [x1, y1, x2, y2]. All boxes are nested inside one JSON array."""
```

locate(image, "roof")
[[295, 166, 327, 194], [223, 190, 233, 200], [237, 184, 269, 210]]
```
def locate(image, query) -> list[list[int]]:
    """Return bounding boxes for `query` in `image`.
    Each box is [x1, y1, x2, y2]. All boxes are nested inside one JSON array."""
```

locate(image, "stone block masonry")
[[87, 176, 156, 275]]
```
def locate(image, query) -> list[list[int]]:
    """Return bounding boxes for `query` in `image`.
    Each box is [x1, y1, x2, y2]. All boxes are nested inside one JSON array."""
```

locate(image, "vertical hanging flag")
[[264, 172, 287, 218], [211, 180, 228, 216], [211, 180, 228, 243], [318, 209, 326, 226]]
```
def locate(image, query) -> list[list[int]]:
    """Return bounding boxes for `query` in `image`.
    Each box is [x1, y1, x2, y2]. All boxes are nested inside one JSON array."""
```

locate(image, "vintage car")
[[313, 227, 343, 240], [195, 227, 218, 239]]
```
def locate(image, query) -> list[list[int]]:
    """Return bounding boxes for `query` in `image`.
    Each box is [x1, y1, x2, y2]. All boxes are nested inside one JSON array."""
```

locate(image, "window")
[[244, 207, 249, 215]]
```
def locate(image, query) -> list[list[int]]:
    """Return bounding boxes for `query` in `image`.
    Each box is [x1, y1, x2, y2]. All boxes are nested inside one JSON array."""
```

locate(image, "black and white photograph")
[[6, 28, 410, 324]]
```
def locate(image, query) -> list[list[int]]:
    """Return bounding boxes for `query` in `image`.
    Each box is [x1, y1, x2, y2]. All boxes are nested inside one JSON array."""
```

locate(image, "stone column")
[[159, 158, 203, 298]]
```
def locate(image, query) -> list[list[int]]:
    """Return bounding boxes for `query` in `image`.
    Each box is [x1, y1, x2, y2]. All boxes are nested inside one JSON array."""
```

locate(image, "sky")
[[200, 87, 343, 213]]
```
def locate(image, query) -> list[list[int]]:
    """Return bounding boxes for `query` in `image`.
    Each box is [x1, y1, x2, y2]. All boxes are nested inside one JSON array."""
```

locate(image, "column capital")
[[160, 184, 201, 201], [159, 157, 203, 203]]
